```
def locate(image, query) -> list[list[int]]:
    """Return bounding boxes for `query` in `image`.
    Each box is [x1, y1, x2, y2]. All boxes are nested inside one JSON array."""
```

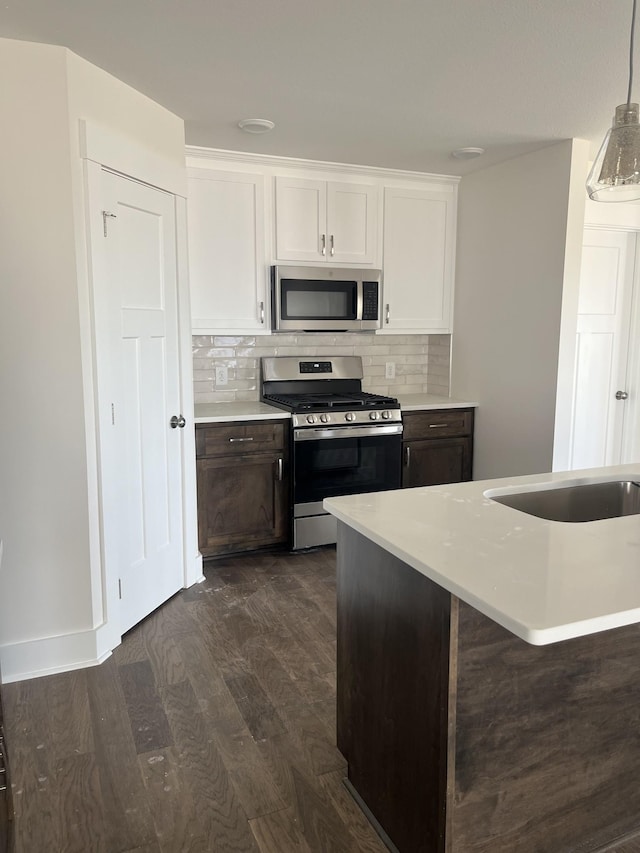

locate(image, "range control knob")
[[345, 412, 356, 422], [381, 410, 391, 420], [319, 413, 329, 424], [306, 414, 317, 424], [369, 411, 380, 421]]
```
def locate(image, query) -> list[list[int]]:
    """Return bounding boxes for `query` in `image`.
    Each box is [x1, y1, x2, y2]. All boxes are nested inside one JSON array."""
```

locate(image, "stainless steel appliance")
[[261, 356, 402, 549], [271, 265, 382, 332]]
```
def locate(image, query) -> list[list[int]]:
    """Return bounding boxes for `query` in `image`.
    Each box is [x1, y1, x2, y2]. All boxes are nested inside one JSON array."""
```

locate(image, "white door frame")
[[81, 121, 202, 660]]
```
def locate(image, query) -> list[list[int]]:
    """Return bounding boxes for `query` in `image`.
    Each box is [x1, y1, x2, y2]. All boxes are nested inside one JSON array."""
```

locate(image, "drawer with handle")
[[402, 409, 473, 441], [196, 421, 287, 458]]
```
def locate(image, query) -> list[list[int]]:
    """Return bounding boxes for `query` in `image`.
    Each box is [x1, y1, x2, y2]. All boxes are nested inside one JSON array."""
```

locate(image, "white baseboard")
[[0, 627, 111, 683]]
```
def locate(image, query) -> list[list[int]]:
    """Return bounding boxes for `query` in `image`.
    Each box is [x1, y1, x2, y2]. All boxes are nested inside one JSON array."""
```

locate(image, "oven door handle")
[[294, 424, 403, 441]]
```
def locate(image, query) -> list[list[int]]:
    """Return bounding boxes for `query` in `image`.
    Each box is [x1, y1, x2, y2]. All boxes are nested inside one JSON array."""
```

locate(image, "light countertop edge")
[[396, 393, 477, 411], [324, 464, 640, 646], [194, 402, 291, 423], [194, 395, 477, 423]]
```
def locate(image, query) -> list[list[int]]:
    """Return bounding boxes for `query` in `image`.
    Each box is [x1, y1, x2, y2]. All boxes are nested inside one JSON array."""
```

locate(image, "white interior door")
[[101, 170, 184, 634], [568, 228, 635, 469]]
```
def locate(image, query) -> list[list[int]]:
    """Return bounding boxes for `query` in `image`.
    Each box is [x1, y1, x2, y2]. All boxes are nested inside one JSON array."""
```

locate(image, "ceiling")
[[0, 0, 634, 175]]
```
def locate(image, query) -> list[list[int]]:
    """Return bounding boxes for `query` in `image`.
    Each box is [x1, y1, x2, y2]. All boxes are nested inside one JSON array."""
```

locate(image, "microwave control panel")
[[362, 282, 380, 321]]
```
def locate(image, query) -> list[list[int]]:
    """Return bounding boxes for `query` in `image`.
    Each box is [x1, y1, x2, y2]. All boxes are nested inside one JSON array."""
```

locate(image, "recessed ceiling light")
[[451, 147, 486, 160], [238, 118, 275, 134]]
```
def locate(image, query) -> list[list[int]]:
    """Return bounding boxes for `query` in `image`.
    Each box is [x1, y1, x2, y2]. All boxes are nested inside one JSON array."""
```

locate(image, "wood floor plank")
[[138, 746, 210, 853], [121, 845, 164, 853], [46, 669, 94, 762], [224, 672, 287, 741], [54, 752, 107, 853], [9, 741, 61, 853], [113, 622, 149, 665], [249, 805, 314, 853], [241, 635, 308, 718], [119, 660, 174, 755], [161, 678, 260, 852], [317, 771, 388, 853], [86, 657, 157, 851], [287, 766, 355, 853], [142, 621, 188, 687]]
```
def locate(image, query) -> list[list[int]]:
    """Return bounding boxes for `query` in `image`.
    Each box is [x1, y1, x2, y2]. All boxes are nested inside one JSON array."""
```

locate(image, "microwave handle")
[[356, 281, 364, 322]]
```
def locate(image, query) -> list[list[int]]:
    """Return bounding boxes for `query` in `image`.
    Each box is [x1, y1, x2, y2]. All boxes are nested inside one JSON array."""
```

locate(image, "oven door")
[[293, 424, 403, 508]]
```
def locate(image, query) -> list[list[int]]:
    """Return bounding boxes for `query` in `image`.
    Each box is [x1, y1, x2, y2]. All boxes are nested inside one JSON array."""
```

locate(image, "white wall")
[[451, 140, 588, 480], [0, 37, 187, 680]]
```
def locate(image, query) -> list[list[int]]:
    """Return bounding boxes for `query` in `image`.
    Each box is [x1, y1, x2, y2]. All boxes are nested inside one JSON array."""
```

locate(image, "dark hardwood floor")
[[3, 547, 640, 853], [2, 548, 387, 853]]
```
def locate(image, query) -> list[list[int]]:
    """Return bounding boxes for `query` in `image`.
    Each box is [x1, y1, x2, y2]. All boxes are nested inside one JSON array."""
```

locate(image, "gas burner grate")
[[263, 391, 399, 412]]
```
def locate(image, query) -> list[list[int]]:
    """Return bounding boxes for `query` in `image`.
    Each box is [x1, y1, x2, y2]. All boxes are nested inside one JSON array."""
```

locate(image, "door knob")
[[615, 390, 629, 400], [170, 414, 186, 428]]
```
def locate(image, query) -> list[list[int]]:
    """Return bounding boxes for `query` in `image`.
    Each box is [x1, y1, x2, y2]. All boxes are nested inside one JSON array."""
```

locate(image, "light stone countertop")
[[396, 393, 477, 410], [193, 395, 476, 424], [193, 401, 290, 423], [324, 464, 640, 646]]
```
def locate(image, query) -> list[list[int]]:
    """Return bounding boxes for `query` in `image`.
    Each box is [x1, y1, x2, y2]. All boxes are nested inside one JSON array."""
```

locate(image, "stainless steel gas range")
[[261, 356, 403, 550]]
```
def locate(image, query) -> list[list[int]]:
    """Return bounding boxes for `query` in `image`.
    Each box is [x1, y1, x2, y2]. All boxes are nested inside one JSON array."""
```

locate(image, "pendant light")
[[587, 0, 640, 201]]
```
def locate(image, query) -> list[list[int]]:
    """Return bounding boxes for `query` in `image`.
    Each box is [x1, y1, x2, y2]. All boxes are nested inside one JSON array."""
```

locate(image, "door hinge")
[[118, 579, 122, 600], [102, 210, 117, 237]]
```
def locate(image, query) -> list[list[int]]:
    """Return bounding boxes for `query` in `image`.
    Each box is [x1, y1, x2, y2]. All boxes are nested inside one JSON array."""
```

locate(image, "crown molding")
[[184, 145, 461, 185]]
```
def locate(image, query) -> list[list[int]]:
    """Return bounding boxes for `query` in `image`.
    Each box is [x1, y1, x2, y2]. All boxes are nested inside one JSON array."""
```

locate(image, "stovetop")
[[261, 355, 402, 427], [263, 391, 399, 413]]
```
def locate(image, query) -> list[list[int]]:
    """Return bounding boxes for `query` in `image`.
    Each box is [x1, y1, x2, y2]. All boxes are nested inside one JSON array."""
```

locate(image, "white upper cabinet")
[[380, 186, 457, 334], [275, 177, 378, 265], [187, 167, 268, 334]]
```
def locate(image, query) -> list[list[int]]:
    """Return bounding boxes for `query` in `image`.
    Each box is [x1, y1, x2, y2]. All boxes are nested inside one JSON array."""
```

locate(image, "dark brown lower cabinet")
[[196, 420, 290, 557], [337, 523, 640, 853], [402, 407, 474, 487]]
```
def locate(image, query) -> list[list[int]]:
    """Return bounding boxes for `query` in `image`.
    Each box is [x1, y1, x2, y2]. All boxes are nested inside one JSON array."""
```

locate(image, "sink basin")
[[486, 479, 640, 523]]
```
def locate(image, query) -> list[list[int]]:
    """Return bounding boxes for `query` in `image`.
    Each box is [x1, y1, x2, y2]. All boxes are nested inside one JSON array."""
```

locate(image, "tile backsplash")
[[192, 334, 450, 404]]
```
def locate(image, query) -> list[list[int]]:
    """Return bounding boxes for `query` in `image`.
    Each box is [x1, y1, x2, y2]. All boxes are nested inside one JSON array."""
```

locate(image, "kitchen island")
[[324, 465, 640, 853]]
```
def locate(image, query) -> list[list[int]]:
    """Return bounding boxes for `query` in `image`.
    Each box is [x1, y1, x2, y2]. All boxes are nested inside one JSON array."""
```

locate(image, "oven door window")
[[281, 280, 357, 321], [294, 433, 402, 504]]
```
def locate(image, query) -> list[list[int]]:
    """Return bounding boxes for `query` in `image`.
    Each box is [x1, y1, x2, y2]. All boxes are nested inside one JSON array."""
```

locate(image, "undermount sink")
[[485, 479, 640, 523]]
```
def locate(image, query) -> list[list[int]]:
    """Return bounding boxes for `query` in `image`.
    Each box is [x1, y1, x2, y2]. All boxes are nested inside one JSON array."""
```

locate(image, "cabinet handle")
[[321, 233, 326, 256], [229, 436, 254, 443], [259, 301, 265, 324], [330, 234, 335, 256], [385, 304, 390, 325], [404, 445, 411, 467], [276, 457, 284, 481], [429, 424, 443, 429]]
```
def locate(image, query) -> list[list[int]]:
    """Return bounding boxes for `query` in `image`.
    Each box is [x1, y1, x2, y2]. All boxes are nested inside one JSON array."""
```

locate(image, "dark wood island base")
[[336, 523, 640, 853]]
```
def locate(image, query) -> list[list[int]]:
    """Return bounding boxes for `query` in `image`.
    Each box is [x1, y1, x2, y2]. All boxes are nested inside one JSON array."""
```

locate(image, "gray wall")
[[451, 140, 588, 480]]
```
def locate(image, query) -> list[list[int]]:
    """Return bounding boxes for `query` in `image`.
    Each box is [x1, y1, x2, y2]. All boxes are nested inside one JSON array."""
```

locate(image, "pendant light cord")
[[628, 0, 637, 105]]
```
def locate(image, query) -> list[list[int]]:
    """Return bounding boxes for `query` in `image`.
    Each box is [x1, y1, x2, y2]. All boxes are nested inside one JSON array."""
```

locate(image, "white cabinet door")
[[188, 168, 268, 333], [381, 187, 456, 334], [327, 182, 378, 264], [275, 177, 378, 264], [275, 177, 327, 262]]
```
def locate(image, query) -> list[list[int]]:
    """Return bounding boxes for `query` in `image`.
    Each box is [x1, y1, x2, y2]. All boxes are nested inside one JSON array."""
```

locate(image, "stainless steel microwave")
[[271, 265, 382, 332]]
